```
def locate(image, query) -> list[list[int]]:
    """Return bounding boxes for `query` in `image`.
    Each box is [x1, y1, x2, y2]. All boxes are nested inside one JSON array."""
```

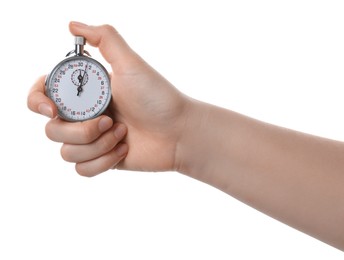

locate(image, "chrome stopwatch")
[[45, 36, 111, 121]]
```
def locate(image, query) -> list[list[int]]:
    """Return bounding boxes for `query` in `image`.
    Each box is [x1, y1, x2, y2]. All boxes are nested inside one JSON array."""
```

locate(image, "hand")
[[27, 21, 344, 251], [27, 21, 190, 177]]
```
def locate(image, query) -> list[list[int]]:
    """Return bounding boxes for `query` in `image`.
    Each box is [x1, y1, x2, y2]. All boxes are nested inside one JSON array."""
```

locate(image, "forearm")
[[176, 99, 344, 250]]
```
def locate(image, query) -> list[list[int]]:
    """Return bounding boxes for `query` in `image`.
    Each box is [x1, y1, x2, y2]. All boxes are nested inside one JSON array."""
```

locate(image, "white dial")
[[46, 56, 111, 121]]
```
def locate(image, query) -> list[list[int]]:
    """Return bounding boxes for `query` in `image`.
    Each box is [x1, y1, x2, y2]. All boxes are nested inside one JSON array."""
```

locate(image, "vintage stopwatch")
[[45, 36, 111, 121]]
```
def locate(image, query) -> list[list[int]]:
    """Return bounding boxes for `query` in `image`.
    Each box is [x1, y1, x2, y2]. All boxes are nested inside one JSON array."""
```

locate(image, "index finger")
[[27, 75, 57, 118]]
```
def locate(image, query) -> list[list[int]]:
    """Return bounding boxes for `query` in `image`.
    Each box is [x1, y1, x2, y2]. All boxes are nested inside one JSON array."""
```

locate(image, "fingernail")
[[70, 21, 88, 27], [38, 103, 53, 118], [98, 117, 113, 132], [114, 124, 127, 139], [115, 143, 128, 157]]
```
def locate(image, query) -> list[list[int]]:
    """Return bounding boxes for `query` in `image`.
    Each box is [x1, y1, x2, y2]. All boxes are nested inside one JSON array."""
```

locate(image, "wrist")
[[174, 98, 214, 178], [174, 99, 239, 193]]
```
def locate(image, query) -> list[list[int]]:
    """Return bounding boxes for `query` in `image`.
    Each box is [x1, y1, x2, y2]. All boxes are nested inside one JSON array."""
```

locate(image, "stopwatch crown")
[[74, 36, 86, 56], [66, 36, 90, 57], [75, 36, 86, 46]]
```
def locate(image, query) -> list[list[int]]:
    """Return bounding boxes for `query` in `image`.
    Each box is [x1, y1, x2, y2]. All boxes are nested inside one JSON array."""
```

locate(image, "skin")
[[27, 21, 344, 251]]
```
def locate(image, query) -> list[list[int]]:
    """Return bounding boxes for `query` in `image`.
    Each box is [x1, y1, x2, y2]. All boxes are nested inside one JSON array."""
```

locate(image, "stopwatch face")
[[46, 56, 111, 121]]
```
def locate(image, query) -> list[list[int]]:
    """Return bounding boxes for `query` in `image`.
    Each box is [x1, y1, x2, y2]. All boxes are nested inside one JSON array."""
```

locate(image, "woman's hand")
[[27, 22, 190, 176]]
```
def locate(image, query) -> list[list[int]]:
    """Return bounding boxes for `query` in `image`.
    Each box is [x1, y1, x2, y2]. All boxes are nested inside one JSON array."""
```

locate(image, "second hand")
[[77, 63, 89, 96]]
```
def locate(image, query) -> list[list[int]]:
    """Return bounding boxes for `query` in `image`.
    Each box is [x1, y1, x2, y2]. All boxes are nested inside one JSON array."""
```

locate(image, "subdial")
[[71, 69, 89, 87]]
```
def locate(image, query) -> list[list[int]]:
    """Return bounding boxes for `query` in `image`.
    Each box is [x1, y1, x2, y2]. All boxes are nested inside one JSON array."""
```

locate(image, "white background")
[[1, 0, 343, 259]]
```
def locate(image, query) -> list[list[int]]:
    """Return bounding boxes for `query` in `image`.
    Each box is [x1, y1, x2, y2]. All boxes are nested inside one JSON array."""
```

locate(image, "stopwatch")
[[45, 36, 111, 121]]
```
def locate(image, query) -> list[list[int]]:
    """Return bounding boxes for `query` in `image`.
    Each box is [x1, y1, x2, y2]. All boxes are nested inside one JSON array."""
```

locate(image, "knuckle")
[[44, 121, 55, 141], [75, 164, 93, 177], [60, 144, 73, 162], [100, 24, 118, 35], [81, 123, 97, 143], [98, 133, 116, 153]]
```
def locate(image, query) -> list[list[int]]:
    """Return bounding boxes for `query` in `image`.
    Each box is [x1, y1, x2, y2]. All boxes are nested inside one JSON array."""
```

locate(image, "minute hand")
[[77, 63, 89, 96]]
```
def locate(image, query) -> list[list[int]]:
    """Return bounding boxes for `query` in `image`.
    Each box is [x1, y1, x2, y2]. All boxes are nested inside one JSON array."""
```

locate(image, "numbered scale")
[[45, 36, 111, 121]]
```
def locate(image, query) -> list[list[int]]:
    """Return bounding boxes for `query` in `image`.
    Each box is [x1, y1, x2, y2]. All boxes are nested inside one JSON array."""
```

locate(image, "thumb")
[[69, 21, 137, 70]]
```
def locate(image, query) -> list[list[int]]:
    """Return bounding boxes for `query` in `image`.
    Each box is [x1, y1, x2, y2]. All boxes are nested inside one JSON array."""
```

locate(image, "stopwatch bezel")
[[45, 55, 112, 122]]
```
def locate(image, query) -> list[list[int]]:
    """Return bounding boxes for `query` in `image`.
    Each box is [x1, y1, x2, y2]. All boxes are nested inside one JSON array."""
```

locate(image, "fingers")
[[61, 124, 127, 162], [62, 123, 129, 177], [45, 115, 113, 144], [69, 21, 137, 69], [27, 75, 57, 118], [46, 114, 128, 177], [75, 143, 129, 177]]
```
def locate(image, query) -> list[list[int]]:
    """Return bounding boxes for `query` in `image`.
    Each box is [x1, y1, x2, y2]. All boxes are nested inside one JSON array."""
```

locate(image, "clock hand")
[[77, 78, 83, 96], [77, 63, 89, 96], [76, 69, 83, 96], [78, 69, 83, 83], [77, 86, 83, 96]]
